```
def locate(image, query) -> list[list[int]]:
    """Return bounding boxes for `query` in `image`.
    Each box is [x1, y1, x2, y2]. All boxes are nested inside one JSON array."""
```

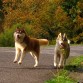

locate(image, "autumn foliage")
[[0, 0, 83, 46]]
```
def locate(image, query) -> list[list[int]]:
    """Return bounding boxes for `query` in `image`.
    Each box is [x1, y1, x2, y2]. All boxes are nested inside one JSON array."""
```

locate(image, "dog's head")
[[14, 27, 26, 42], [56, 33, 69, 48]]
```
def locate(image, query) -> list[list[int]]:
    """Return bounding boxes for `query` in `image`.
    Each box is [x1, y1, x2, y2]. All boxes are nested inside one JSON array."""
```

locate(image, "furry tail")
[[68, 40, 70, 44], [38, 39, 49, 45]]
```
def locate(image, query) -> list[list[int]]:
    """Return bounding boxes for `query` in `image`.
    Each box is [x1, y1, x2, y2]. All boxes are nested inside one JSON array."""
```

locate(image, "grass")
[[45, 55, 83, 83], [45, 70, 76, 83], [68, 56, 83, 66]]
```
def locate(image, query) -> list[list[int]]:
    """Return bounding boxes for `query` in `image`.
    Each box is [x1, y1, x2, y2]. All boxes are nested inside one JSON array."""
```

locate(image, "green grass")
[[45, 55, 83, 83], [68, 56, 83, 66], [45, 70, 76, 83]]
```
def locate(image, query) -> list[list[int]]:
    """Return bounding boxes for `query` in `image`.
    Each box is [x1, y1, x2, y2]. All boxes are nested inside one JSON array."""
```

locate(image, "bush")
[[0, 28, 15, 47], [49, 40, 56, 45]]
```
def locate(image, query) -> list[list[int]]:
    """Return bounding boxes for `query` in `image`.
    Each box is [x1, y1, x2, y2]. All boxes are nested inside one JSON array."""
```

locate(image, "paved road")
[[0, 45, 83, 83]]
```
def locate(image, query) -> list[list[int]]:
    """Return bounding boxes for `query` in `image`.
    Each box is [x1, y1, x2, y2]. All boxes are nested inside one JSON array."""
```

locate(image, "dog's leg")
[[30, 52, 39, 67], [18, 50, 26, 64], [63, 59, 66, 67], [34, 55, 39, 67], [54, 53, 57, 67], [14, 48, 20, 63], [54, 49, 58, 68], [58, 55, 63, 68]]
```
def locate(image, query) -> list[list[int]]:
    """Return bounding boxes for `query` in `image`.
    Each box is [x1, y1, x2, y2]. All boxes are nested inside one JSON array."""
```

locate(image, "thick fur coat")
[[13, 28, 49, 67], [54, 33, 70, 68]]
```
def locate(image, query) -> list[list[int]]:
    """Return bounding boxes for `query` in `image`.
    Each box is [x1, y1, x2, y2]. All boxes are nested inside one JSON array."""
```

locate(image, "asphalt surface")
[[0, 45, 83, 83]]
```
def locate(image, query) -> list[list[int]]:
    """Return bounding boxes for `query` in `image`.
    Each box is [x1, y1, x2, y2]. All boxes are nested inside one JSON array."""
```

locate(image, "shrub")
[[0, 28, 15, 47]]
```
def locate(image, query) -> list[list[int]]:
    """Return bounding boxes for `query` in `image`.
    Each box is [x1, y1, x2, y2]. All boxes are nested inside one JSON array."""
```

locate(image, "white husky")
[[54, 33, 70, 68]]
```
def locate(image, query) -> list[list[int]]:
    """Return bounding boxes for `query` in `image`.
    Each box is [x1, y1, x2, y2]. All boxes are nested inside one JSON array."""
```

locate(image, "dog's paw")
[[58, 65, 64, 69], [34, 64, 38, 67], [54, 63, 57, 68], [18, 61, 22, 65], [13, 60, 17, 63]]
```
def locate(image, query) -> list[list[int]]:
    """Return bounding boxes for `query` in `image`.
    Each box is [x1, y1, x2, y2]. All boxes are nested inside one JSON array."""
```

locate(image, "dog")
[[13, 27, 49, 67], [54, 33, 70, 68]]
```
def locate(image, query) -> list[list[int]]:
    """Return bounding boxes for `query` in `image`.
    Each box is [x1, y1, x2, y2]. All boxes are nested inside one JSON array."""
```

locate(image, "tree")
[[1, 0, 83, 44], [0, 0, 4, 32]]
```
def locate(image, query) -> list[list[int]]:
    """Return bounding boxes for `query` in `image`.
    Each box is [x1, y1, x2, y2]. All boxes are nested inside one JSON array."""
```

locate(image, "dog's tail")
[[68, 40, 70, 44], [38, 39, 49, 45]]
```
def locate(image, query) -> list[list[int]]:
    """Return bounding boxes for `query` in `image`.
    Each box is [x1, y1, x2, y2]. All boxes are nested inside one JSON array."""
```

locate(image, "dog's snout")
[[17, 35, 20, 38], [17, 35, 19, 37], [61, 43, 63, 45], [61, 43, 64, 46], [59, 41, 63, 45]]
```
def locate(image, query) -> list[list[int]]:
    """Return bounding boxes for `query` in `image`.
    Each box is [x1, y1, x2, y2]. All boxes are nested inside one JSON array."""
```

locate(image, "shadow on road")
[[65, 65, 83, 73], [0, 65, 55, 70]]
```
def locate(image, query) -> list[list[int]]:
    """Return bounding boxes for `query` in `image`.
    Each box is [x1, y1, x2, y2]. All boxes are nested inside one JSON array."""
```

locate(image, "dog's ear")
[[22, 28, 25, 33], [63, 33, 67, 38], [63, 33, 67, 41], [57, 33, 62, 39], [15, 27, 19, 32], [58, 33, 62, 37], [17, 27, 19, 29]]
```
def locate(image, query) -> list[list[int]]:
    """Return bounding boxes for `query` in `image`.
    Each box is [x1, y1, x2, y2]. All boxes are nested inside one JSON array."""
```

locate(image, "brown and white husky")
[[13, 28, 49, 67], [54, 33, 70, 68]]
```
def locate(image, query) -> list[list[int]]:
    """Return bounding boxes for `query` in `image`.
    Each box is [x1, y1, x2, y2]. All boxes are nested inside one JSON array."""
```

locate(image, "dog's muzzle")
[[59, 41, 65, 48], [60, 43, 65, 48], [17, 35, 21, 39]]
